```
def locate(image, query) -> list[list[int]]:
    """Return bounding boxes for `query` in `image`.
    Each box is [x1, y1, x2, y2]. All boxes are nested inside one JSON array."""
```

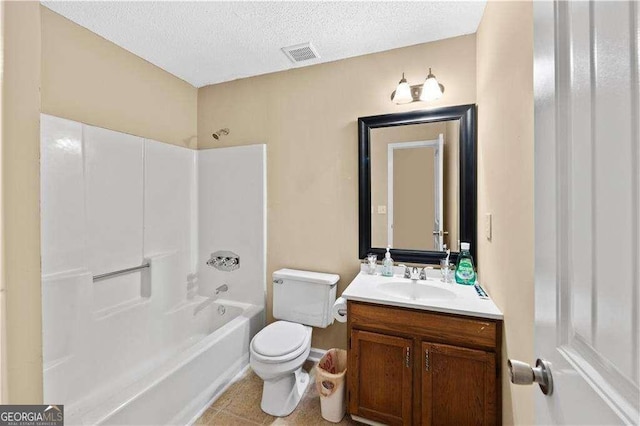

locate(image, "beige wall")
[[476, 1, 534, 424], [198, 34, 477, 349], [2, 1, 43, 403], [41, 7, 197, 148]]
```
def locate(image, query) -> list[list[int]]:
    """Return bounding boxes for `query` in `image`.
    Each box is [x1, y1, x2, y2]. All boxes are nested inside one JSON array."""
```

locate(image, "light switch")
[[377, 205, 387, 214], [485, 213, 492, 240]]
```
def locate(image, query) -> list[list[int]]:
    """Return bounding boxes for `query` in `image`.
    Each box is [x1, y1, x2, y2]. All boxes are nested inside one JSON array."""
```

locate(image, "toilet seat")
[[251, 321, 310, 364]]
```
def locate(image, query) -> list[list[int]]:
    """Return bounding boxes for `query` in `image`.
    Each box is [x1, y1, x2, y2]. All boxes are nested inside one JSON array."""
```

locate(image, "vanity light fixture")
[[390, 68, 445, 104]]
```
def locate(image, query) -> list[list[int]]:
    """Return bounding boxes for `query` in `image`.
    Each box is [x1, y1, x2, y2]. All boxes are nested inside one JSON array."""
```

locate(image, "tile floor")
[[195, 361, 360, 425]]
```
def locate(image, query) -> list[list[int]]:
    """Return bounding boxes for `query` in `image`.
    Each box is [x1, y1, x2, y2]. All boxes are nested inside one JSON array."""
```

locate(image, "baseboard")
[[307, 347, 327, 363]]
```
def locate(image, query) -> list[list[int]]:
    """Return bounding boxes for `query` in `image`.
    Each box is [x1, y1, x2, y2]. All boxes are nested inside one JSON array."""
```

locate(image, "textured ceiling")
[[41, 1, 486, 88]]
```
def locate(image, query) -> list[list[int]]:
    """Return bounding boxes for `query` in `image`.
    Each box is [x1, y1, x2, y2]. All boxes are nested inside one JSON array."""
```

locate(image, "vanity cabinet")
[[350, 330, 413, 425], [421, 342, 496, 425], [347, 301, 502, 426]]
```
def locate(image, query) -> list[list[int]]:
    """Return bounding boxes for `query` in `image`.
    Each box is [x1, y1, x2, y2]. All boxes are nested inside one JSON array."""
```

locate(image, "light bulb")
[[392, 73, 413, 104], [419, 68, 443, 102]]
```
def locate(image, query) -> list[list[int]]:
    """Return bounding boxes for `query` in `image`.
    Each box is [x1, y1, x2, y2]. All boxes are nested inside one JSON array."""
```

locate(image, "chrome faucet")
[[194, 284, 228, 316], [403, 266, 426, 281]]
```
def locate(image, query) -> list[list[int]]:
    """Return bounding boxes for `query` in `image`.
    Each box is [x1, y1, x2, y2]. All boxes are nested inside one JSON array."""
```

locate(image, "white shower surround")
[[198, 145, 267, 305], [40, 114, 266, 425]]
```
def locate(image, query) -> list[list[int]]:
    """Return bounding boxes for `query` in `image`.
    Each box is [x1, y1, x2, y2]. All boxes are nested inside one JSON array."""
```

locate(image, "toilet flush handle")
[[273, 279, 283, 285]]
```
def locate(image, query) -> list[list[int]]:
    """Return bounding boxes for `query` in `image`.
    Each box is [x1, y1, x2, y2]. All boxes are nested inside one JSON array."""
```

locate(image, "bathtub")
[[64, 299, 264, 425]]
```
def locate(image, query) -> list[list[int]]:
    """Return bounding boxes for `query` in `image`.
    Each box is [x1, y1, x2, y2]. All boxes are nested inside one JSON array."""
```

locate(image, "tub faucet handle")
[[207, 251, 240, 272]]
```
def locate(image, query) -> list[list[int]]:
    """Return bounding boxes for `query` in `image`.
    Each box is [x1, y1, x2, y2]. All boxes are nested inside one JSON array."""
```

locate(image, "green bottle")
[[455, 242, 476, 285]]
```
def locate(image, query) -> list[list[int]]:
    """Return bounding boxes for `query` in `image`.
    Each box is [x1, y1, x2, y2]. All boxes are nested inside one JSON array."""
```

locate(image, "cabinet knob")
[[508, 358, 553, 395]]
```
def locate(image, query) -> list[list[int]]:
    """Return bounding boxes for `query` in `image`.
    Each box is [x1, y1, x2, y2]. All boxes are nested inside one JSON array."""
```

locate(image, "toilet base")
[[260, 367, 310, 417]]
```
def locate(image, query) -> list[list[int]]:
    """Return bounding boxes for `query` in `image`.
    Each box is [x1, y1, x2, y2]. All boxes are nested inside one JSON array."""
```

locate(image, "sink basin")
[[377, 281, 456, 301]]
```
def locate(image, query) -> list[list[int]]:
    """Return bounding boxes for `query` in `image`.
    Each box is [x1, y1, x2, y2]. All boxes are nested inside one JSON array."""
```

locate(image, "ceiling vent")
[[281, 42, 320, 63]]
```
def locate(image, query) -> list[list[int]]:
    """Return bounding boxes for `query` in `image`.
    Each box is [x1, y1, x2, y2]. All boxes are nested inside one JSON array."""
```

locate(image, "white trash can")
[[315, 348, 347, 423]]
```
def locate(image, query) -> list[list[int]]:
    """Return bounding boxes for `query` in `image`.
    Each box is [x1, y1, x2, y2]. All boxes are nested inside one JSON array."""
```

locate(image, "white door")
[[387, 138, 443, 249], [533, 1, 639, 425]]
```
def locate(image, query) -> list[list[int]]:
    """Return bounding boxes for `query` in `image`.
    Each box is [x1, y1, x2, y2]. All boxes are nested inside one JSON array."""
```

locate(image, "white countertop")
[[341, 266, 503, 320]]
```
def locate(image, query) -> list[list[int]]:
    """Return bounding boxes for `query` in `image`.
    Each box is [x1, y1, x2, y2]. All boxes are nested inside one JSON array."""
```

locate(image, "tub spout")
[[215, 284, 228, 295], [194, 296, 215, 316]]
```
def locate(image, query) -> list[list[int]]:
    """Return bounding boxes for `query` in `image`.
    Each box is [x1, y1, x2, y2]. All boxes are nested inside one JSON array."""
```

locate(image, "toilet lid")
[[252, 321, 307, 357]]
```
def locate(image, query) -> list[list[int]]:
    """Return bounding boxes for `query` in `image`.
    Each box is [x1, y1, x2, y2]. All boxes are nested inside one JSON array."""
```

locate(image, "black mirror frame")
[[358, 104, 477, 264]]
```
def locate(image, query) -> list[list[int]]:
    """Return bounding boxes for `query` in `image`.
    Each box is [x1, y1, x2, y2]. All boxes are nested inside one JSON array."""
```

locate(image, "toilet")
[[250, 268, 339, 417]]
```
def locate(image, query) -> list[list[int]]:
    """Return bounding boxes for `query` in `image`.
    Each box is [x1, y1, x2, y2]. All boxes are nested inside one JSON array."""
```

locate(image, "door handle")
[[508, 358, 554, 395]]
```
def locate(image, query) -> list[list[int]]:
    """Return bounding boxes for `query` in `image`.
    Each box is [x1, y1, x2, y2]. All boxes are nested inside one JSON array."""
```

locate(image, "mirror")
[[358, 104, 476, 264], [370, 121, 459, 252]]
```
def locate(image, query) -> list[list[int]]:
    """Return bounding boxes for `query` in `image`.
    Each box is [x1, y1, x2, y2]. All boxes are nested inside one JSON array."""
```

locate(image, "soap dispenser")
[[382, 246, 394, 277]]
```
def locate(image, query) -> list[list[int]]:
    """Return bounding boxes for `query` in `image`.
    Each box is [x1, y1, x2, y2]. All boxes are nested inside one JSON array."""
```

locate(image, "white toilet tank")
[[273, 269, 340, 328]]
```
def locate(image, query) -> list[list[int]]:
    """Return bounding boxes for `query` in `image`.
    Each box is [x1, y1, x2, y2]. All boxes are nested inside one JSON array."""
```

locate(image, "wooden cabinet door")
[[349, 329, 413, 426], [421, 342, 497, 426]]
